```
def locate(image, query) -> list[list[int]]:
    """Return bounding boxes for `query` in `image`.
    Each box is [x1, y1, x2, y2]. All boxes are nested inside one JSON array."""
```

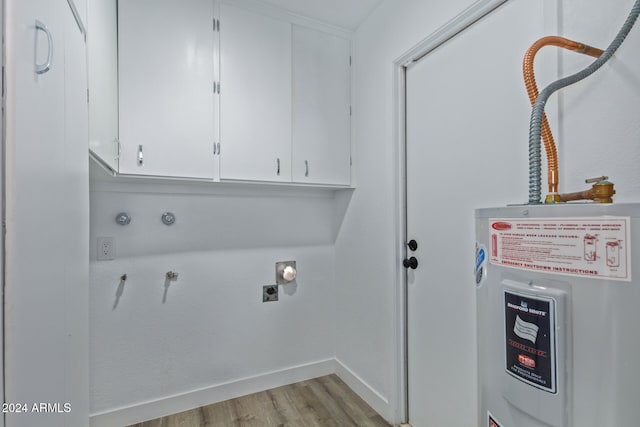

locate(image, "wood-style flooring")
[[127, 374, 391, 427]]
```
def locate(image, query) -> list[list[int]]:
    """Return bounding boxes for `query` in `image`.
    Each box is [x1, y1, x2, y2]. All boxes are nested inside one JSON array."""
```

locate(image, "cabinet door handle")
[[34, 20, 53, 74], [305, 160, 309, 177], [276, 158, 280, 176], [137, 145, 144, 166]]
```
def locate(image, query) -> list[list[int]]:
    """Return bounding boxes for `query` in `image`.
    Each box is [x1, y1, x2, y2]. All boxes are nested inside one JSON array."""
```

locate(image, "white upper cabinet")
[[292, 26, 351, 185], [117, 0, 216, 179], [219, 2, 292, 182], [88, 0, 352, 186], [87, 0, 119, 171], [69, 0, 87, 30]]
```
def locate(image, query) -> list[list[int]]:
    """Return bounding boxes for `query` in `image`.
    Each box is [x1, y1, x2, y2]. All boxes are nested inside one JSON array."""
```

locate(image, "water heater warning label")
[[505, 290, 557, 393], [488, 412, 503, 427], [489, 217, 631, 281]]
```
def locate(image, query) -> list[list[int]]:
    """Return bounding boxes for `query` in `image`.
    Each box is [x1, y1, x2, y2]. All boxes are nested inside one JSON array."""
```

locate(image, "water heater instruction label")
[[489, 217, 631, 281]]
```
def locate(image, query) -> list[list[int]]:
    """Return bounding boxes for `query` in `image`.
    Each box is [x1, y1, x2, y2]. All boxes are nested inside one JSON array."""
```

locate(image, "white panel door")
[[219, 3, 292, 182], [118, 0, 215, 178], [405, 1, 547, 426], [292, 26, 351, 185]]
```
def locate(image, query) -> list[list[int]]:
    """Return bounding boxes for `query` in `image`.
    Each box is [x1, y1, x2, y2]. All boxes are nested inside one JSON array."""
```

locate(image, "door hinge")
[[350, 105, 352, 116], [87, 88, 90, 104], [114, 138, 121, 161], [349, 55, 352, 66]]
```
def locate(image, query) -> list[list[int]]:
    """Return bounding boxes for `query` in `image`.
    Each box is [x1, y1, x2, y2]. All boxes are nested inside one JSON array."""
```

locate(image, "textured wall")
[[559, 0, 640, 201], [89, 175, 346, 415]]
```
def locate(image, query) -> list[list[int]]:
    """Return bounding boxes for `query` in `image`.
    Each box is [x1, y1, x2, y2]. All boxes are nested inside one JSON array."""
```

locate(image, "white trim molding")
[[334, 358, 391, 422], [398, 0, 508, 68], [90, 359, 335, 427]]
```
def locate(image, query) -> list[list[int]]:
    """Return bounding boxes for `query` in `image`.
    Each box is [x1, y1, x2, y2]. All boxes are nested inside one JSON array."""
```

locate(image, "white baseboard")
[[334, 358, 391, 422], [90, 358, 335, 427]]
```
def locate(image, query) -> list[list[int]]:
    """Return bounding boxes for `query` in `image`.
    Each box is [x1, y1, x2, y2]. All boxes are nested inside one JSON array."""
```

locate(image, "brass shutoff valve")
[[554, 176, 616, 203]]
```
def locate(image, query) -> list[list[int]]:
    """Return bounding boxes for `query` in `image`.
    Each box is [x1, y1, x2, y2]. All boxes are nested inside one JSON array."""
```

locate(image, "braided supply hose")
[[527, 0, 640, 204], [523, 37, 603, 201]]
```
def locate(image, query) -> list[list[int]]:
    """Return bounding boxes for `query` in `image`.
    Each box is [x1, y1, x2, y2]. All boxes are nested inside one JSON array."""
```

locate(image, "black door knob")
[[407, 239, 418, 251], [403, 257, 418, 269]]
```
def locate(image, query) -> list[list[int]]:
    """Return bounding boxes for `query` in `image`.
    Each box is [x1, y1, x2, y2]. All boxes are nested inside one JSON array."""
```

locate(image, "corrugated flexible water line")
[[528, 0, 640, 204], [523, 36, 603, 199]]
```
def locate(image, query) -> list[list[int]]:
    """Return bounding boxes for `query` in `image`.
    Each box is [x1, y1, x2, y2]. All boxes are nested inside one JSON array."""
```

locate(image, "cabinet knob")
[[407, 239, 418, 251]]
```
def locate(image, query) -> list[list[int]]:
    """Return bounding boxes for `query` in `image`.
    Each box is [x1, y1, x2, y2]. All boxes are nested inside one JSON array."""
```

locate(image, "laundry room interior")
[[3, 0, 640, 426]]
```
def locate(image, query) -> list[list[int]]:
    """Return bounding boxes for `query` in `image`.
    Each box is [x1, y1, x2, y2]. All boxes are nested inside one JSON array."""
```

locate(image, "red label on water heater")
[[489, 217, 631, 281], [488, 412, 503, 427]]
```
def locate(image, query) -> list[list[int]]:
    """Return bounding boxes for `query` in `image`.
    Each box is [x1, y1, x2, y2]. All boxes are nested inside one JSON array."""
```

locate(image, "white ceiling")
[[257, 0, 385, 30]]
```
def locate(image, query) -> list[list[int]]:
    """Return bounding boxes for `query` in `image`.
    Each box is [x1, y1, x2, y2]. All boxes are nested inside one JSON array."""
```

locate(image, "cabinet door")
[[219, 3, 292, 182], [118, 0, 215, 179], [5, 0, 90, 424], [87, 0, 119, 171], [292, 26, 351, 185]]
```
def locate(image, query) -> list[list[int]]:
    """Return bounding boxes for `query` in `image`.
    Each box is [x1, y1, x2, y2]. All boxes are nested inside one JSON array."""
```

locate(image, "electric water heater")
[[475, 202, 640, 427]]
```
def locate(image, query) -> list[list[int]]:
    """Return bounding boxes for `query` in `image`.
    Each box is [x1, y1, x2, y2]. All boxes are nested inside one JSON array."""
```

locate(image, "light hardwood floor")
[[127, 375, 391, 427]]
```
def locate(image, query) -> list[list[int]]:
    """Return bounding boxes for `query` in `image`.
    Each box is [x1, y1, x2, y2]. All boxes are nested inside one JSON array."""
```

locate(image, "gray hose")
[[528, 0, 640, 204]]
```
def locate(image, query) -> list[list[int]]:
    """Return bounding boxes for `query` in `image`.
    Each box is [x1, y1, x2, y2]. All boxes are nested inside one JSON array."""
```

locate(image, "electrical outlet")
[[97, 237, 115, 260], [263, 285, 278, 302]]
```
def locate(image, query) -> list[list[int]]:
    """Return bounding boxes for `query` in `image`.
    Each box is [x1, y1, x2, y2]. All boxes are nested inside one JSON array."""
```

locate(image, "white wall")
[[334, 0, 483, 422], [337, 0, 640, 424], [560, 0, 640, 201], [88, 169, 350, 424], [86, 0, 640, 425]]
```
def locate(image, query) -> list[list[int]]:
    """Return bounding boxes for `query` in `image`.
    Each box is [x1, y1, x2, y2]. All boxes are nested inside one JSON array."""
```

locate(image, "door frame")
[[390, 1, 508, 423], [1, 0, 5, 424]]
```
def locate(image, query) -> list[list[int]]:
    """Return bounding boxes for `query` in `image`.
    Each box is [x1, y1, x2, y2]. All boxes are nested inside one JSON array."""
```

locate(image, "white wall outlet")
[[97, 237, 115, 261]]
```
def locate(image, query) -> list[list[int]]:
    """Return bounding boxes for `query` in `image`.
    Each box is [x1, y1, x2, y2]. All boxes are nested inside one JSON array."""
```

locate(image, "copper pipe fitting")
[[523, 36, 604, 202], [558, 179, 615, 203]]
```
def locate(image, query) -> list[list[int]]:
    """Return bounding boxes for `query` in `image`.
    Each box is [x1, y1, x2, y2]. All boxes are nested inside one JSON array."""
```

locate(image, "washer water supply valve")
[[115, 212, 131, 225]]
